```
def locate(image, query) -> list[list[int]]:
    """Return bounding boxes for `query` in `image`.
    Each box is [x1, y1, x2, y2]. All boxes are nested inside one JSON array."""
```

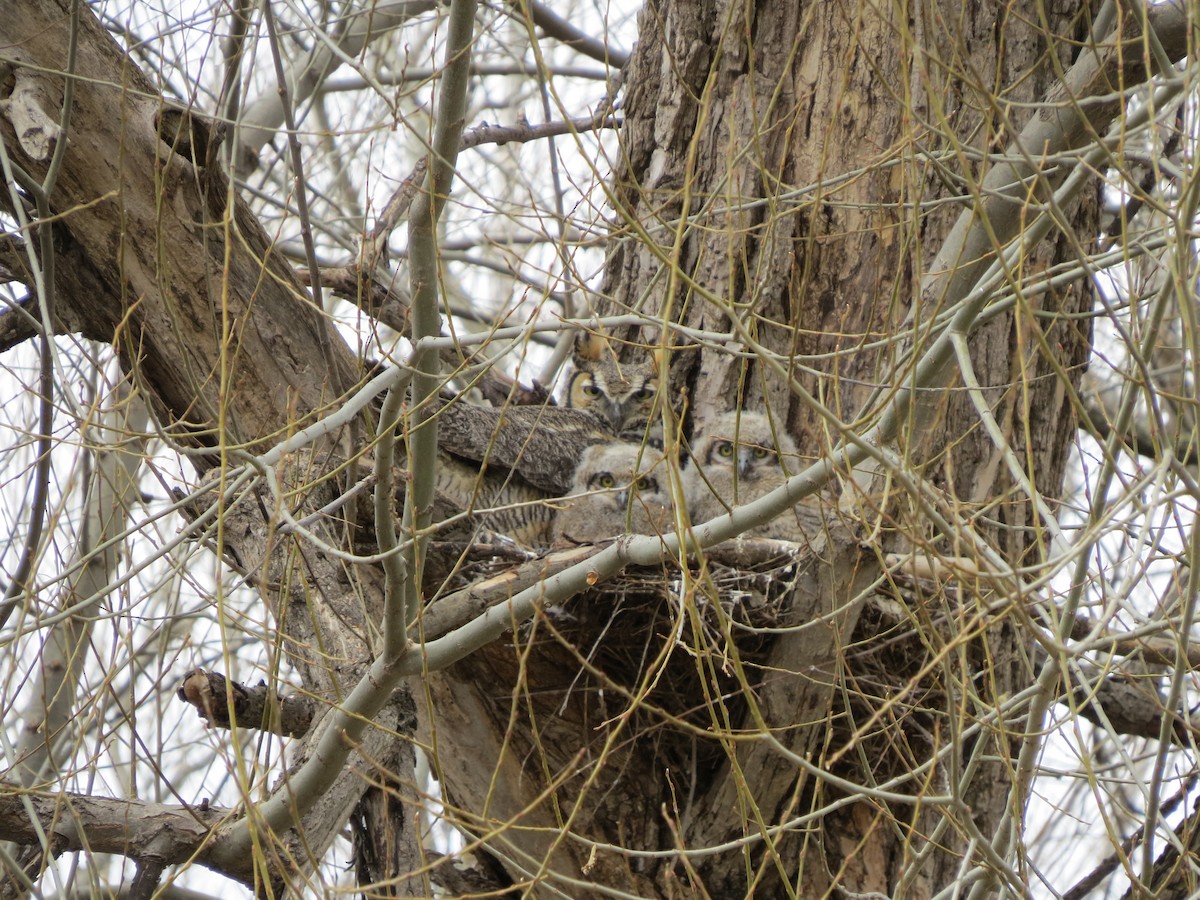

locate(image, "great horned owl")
[[564, 331, 662, 444], [395, 333, 665, 549], [429, 332, 664, 495], [551, 443, 674, 544], [685, 410, 810, 540], [433, 397, 614, 495], [433, 454, 557, 549]]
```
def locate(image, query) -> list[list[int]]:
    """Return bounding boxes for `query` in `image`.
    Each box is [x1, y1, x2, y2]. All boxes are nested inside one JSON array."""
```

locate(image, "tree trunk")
[[423, 0, 1099, 896]]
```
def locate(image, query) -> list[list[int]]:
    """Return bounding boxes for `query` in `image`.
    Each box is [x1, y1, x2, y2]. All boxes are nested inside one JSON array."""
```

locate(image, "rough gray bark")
[[593, 0, 1102, 894]]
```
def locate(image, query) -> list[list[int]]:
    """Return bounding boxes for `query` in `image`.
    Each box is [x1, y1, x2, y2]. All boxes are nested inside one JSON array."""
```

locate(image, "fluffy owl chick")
[[565, 332, 662, 444], [685, 411, 807, 540], [551, 443, 674, 544]]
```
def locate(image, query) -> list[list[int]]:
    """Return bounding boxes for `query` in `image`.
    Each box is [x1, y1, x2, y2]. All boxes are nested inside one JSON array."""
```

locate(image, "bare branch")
[[0, 791, 226, 878], [175, 669, 316, 738], [233, 0, 440, 172], [511, 0, 631, 68]]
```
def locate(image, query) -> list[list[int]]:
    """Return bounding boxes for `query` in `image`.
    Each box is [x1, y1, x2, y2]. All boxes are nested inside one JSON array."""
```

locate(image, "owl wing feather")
[[432, 453, 558, 549], [433, 397, 615, 494], [376, 356, 655, 550]]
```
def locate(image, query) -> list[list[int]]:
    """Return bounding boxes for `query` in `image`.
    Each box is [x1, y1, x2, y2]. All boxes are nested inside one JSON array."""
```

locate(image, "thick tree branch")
[[233, 0, 439, 172], [176, 669, 317, 737], [0, 4, 358, 454], [0, 3, 410, 889], [512, 0, 630, 68], [0, 790, 227, 880]]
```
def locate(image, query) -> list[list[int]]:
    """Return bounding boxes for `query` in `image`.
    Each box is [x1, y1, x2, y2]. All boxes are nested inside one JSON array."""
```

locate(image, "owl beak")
[[615, 488, 630, 508], [737, 448, 755, 478], [602, 400, 624, 432]]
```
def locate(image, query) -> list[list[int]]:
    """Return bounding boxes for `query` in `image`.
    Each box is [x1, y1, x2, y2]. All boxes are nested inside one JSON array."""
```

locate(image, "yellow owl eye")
[[752, 446, 772, 459], [632, 384, 654, 401], [593, 473, 617, 489], [581, 382, 603, 398], [715, 441, 735, 458], [635, 475, 658, 493]]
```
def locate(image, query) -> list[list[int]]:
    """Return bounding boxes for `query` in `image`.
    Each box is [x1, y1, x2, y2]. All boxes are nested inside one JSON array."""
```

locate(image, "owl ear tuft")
[[574, 329, 609, 362]]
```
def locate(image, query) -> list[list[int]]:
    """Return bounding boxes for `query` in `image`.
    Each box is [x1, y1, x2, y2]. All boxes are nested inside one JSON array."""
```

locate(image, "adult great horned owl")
[[551, 443, 674, 544], [404, 331, 666, 549], [685, 410, 809, 541], [432, 454, 558, 549], [564, 331, 662, 444]]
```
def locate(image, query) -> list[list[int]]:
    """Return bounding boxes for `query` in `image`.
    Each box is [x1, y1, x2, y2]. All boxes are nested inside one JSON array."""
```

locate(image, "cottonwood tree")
[[0, 0, 1197, 897]]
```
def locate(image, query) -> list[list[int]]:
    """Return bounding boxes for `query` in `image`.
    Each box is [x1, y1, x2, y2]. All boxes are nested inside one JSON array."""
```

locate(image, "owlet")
[[551, 443, 674, 544], [684, 410, 811, 541]]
